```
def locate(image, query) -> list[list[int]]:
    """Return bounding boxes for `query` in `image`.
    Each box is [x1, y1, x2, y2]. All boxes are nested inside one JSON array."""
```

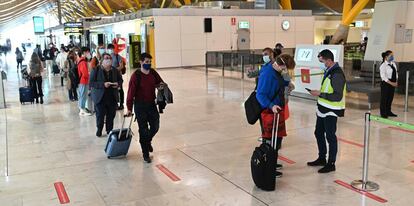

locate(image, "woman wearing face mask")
[[256, 47, 288, 178], [380, 50, 398, 118], [89, 53, 123, 137]]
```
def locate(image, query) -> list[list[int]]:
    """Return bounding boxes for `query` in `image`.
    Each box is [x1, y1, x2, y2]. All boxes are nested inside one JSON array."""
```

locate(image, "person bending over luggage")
[[29, 52, 44, 104], [256, 48, 288, 178], [90, 53, 123, 137], [126, 53, 164, 163]]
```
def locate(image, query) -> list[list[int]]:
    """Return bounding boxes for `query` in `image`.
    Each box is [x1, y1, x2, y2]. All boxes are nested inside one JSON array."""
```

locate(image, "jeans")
[[95, 100, 117, 133], [78, 84, 89, 110], [314, 115, 338, 163], [134, 102, 160, 155], [30, 76, 43, 98]]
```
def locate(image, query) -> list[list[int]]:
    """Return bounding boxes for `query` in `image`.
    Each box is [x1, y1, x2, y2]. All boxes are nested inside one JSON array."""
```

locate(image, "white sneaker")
[[83, 109, 93, 116], [79, 110, 85, 116]]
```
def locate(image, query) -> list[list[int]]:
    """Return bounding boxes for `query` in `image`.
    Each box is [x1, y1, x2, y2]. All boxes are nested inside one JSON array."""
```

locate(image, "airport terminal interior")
[[1, 0, 414, 205]]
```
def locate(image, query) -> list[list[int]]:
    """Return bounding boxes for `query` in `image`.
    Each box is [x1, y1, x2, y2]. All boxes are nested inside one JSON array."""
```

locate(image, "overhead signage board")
[[64, 22, 83, 36], [33, 16, 45, 34]]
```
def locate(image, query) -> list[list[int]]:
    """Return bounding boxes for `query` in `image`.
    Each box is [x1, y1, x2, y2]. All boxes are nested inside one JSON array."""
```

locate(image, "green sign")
[[33, 16, 45, 34]]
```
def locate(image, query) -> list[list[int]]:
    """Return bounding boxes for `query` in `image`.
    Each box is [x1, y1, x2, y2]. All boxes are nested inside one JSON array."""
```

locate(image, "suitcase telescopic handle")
[[271, 112, 280, 150], [121, 114, 134, 139]]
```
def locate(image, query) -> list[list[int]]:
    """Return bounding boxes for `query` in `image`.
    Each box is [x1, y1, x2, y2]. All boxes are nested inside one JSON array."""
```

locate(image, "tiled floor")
[[1, 53, 414, 206]]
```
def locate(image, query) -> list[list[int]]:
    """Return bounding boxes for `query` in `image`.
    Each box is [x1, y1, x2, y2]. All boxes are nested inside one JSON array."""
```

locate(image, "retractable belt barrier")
[[351, 112, 414, 191]]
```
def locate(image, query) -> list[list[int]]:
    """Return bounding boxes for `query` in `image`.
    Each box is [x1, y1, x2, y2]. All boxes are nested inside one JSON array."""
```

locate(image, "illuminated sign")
[[238, 21, 249, 29], [64, 22, 83, 36], [33, 16, 45, 34]]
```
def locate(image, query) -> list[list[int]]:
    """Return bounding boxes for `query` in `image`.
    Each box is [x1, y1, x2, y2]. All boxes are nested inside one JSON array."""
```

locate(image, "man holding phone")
[[89, 53, 123, 137], [307, 49, 346, 173]]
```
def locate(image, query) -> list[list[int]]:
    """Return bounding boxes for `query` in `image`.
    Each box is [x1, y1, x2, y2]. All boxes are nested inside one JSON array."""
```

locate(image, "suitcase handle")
[[271, 112, 280, 150], [120, 114, 134, 140]]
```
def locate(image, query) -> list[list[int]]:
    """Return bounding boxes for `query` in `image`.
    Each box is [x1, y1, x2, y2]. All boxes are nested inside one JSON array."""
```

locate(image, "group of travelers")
[[250, 43, 347, 179], [21, 42, 167, 164]]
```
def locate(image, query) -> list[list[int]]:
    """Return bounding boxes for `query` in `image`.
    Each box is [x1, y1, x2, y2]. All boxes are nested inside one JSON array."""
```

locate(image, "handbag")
[[244, 70, 283, 125]]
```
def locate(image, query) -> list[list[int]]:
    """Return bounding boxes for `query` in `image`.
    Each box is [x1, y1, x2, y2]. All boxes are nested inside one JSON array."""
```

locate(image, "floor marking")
[[54, 182, 70, 204], [278, 155, 296, 164], [338, 137, 364, 148], [156, 164, 181, 182], [334, 180, 388, 203], [388, 126, 414, 134]]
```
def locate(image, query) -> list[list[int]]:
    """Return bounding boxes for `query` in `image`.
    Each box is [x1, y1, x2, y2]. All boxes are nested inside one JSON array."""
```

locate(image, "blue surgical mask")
[[143, 63, 151, 70], [319, 62, 326, 70], [263, 55, 271, 64], [98, 49, 106, 55], [389, 56, 394, 62]]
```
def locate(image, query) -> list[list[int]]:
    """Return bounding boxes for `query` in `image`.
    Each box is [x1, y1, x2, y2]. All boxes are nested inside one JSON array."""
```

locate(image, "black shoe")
[[276, 163, 283, 170], [35, 98, 39, 104], [117, 105, 124, 110], [388, 112, 398, 117], [143, 155, 152, 163], [96, 130, 102, 137], [307, 158, 327, 167], [40, 97, 43, 104], [275, 171, 283, 178], [318, 163, 336, 173], [149, 144, 154, 153]]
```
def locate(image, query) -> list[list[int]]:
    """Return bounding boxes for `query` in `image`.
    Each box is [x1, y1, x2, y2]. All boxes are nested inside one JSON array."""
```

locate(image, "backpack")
[[135, 69, 159, 89], [69, 59, 81, 86]]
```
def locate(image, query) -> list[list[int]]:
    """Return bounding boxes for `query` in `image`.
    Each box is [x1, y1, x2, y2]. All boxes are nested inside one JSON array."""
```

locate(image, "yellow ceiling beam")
[[94, 0, 109, 15], [342, 0, 352, 22], [172, 0, 182, 7], [342, 0, 370, 25], [183, 0, 191, 5], [160, 0, 166, 8], [123, 0, 137, 12], [280, 0, 292, 10], [133, 0, 142, 9], [81, 0, 95, 16], [102, 0, 113, 15]]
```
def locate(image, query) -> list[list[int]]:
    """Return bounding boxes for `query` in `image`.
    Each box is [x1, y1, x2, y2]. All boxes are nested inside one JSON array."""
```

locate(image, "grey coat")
[[89, 66, 123, 105]]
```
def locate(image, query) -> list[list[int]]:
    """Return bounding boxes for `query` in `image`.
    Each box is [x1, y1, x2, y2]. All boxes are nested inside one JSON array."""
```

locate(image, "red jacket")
[[77, 57, 89, 85], [126, 69, 163, 111]]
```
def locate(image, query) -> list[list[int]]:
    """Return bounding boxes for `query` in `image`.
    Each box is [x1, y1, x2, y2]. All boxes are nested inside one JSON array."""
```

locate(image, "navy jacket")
[[89, 66, 123, 104]]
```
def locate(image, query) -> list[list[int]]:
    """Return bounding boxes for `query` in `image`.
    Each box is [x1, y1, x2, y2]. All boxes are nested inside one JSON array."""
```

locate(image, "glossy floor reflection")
[[1, 54, 414, 206]]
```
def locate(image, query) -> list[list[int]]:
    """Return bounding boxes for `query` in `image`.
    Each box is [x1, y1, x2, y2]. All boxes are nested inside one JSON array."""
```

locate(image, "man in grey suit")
[[89, 53, 123, 137]]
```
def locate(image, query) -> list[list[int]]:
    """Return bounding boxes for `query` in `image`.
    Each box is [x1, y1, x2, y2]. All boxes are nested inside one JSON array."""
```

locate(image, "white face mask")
[[107, 49, 114, 55], [102, 59, 112, 68], [263, 55, 271, 64], [86, 53, 92, 60]]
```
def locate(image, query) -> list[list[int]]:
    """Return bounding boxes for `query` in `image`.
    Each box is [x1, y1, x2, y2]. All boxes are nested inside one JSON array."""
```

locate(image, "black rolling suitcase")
[[52, 63, 60, 75], [19, 79, 34, 104], [251, 113, 279, 191]]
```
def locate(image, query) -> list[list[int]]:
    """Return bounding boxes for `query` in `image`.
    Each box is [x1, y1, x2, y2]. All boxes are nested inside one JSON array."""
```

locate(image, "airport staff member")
[[380, 50, 398, 118], [307, 49, 346, 174]]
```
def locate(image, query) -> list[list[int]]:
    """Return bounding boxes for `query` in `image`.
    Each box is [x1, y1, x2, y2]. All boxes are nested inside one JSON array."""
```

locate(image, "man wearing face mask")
[[107, 44, 126, 110], [126, 53, 164, 163], [307, 49, 346, 174], [90, 53, 123, 137], [77, 47, 93, 116]]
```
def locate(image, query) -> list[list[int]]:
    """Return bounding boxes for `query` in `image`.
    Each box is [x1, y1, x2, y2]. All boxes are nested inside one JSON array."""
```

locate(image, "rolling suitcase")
[[19, 79, 34, 104], [52, 63, 60, 75], [105, 114, 134, 159], [251, 113, 279, 191]]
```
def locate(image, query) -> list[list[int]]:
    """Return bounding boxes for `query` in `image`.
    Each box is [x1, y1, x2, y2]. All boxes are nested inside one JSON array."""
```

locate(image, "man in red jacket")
[[126, 53, 164, 163], [77, 47, 92, 116]]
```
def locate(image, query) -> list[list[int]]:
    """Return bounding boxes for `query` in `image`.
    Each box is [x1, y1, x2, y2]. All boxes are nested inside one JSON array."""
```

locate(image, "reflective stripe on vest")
[[317, 77, 346, 110]]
